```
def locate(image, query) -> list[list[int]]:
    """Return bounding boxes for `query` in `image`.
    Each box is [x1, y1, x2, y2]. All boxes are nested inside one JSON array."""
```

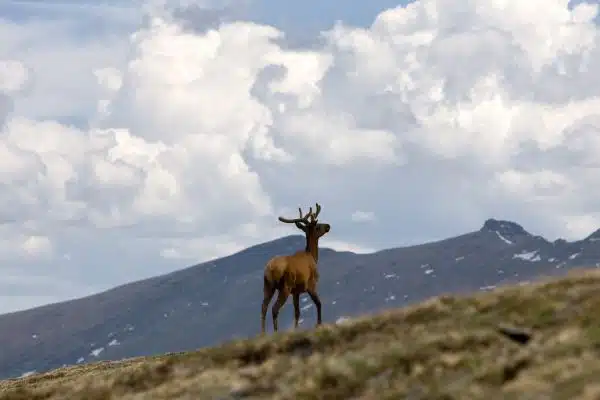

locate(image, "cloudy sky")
[[1, 0, 600, 314]]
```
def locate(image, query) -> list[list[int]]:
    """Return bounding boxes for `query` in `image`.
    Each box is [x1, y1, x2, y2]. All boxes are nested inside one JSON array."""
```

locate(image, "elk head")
[[278, 203, 330, 239]]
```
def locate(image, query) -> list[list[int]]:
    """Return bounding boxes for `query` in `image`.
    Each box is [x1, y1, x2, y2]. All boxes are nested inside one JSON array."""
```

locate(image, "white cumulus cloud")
[[1, 0, 600, 313], [0, 60, 29, 94], [351, 211, 376, 223]]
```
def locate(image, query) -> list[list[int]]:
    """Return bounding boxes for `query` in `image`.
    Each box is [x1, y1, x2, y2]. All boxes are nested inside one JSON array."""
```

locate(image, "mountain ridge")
[[1, 217, 593, 317]]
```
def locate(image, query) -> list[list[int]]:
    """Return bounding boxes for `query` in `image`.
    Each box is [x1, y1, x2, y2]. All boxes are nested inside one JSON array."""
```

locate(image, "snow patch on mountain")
[[90, 347, 104, 357], [495, 231, 513, 245], [513, 250, 541, 262]]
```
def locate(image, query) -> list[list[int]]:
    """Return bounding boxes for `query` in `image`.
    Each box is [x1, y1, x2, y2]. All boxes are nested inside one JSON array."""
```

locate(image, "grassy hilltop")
[[2, 268, 600, 400]]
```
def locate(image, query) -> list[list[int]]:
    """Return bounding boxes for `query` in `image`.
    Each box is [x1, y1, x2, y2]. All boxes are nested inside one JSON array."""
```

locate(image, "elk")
[[261, 203, 331, 334]]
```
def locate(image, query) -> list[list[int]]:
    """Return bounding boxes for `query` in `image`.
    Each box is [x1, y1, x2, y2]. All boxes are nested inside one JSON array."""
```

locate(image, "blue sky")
[[247, 0, 410, 35], [1, 0, 410, 30], [1, 0, 600, 314], [0, 0, 415, 61]]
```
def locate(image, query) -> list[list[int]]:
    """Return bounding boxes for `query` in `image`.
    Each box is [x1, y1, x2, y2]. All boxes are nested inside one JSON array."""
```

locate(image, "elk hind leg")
[[293, 292, 301, 329], [272, 286, 290, 332], [261, 277, 276, 334], [307, 288, 322, 327]]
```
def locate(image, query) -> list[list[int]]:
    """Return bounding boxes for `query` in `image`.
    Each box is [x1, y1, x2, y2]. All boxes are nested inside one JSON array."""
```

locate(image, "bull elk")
[[261, 203, 331, 333]]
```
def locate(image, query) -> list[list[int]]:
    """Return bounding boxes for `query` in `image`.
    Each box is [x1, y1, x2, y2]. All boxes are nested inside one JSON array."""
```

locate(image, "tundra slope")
[[2, 218, 600, 379], [2, 268, 600, 399]]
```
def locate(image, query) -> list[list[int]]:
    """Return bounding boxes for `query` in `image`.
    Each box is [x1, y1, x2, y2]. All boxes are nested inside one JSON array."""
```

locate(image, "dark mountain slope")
[[1, 219, 598, 379]]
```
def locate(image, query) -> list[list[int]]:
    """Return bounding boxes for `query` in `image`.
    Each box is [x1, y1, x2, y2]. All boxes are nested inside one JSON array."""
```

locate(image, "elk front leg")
[[307, 289, 322, 327], [293, 293, 301, 328], [272, 286, 290, 332]]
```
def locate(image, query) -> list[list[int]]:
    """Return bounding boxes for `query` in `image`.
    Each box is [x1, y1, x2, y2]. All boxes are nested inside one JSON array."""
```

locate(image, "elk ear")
[[295, 222, 307, 232], [317, 224, 330, 237]]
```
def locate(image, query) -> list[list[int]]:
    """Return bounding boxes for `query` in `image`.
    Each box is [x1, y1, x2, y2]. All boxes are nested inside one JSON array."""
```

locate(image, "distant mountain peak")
[[481, 218, 530, 237], [584, 228, 600, 242]]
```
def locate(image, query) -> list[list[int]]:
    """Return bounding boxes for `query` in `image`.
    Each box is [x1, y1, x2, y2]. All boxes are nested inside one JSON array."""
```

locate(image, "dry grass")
[[2, 268, 600, 399]]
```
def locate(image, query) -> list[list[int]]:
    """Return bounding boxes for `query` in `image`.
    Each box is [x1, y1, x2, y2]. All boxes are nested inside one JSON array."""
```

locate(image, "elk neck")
[[304, 232, 320, 263]]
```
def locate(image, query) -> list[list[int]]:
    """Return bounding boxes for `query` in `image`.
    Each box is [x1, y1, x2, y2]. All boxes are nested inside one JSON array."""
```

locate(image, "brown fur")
[[261, 203, 330, 333]]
